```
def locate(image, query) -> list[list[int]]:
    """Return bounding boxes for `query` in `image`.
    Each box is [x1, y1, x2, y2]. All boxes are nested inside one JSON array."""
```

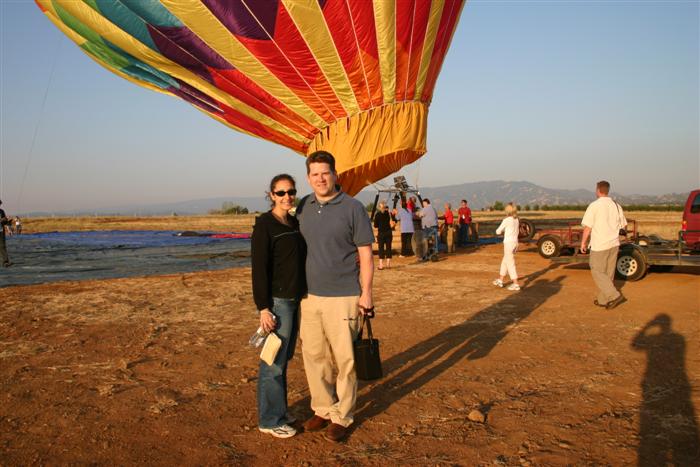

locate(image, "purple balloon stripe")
[[168, 80, 223, 115], [148, 24, 221, 83], [202, 0, 278, 41]]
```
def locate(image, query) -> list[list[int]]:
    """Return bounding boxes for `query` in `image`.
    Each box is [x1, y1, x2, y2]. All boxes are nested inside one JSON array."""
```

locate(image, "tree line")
[[488, 202, 683, 212]]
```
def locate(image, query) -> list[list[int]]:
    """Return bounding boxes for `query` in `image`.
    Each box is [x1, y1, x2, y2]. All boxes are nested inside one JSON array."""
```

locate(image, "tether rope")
[[14, 35, 64, 213]]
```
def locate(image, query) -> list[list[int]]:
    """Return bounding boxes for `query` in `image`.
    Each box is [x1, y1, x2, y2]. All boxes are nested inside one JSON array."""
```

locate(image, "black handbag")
[[354, 315, 383, 381]]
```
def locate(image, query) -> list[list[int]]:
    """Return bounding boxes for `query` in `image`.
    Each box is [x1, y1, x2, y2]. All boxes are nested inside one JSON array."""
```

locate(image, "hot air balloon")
[[35, 0, 465, 195]]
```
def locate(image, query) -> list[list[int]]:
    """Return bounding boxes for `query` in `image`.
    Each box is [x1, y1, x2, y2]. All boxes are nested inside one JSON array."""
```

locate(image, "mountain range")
[[20, 181, 690, 216]]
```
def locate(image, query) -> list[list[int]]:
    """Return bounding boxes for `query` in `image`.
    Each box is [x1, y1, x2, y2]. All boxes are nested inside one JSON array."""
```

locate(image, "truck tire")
[[518, 218, 535, 241], [615, 248, 647, 281], [537, 235, 562, 258]]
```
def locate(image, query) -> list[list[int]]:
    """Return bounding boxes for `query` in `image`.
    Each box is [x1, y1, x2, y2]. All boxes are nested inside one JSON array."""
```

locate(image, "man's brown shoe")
[[606, 294, 627, 309], [303, 415, 330, 432], [324, 423, 347, 442]]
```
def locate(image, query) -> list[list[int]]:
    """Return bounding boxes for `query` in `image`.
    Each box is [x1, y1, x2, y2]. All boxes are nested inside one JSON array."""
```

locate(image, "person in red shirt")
[[439, 202, 456, 253], [457, 199, 472, 246], [406, 196, 417, 213]]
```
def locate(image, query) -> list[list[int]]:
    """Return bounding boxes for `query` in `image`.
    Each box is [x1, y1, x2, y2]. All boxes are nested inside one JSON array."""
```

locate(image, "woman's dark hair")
[[267, 173, 296, 208]]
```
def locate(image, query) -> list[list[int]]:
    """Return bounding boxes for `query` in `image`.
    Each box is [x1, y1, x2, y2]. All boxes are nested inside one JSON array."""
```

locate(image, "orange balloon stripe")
[[217, 101, 307, 154], [232, 6, 345, 123], [232, 36, 334, 125], [394, 0, 415, 102], [34, 0, 47, 13], [321, 0, 372, 110], [347, 0, 384, 108], [421, 0, 462, 102], [273, 4, 348, 119], [403, 1, 431, 100], [212, 68, 315, 139]]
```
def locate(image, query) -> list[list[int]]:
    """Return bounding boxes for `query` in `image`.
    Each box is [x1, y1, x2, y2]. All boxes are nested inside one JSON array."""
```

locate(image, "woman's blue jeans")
[[257, 297, 299, 428]]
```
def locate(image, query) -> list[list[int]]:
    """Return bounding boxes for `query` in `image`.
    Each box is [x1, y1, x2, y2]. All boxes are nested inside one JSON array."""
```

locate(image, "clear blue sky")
[[1, 1, 698, 213]]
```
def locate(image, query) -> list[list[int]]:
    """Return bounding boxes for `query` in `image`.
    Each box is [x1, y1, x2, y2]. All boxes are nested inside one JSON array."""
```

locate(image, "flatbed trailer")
[[535, 220, 639, 259], [550, 230, 700, 281]]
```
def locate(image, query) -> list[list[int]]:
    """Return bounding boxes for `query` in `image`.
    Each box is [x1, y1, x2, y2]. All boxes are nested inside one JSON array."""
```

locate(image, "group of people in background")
[[368, 183, 627, 304], [372, 196, 476, 265]]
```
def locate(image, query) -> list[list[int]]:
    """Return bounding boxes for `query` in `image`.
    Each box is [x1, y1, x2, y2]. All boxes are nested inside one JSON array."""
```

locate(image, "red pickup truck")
[[682, 189, 700, 250]]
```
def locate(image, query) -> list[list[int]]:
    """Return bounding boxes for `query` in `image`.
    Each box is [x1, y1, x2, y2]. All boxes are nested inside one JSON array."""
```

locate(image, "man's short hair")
[[596, 180, 610, 195], [306, 151, 336, 174], [423, 198, 430, 204]]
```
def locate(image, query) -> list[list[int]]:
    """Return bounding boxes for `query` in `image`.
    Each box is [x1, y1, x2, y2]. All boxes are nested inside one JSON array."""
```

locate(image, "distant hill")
[[19, 181, 690, 216], [357, 181, 690, 210]]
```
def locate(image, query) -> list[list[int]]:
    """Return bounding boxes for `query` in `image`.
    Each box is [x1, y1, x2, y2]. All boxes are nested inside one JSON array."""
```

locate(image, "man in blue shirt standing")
[[418, 198, 439, 261], [395, 202, 414, 257], [296, 151, 375, 442]]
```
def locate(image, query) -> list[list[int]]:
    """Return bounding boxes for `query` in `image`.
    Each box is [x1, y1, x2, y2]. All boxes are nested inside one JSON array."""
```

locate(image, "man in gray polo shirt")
[[296, 151, 375, 442]]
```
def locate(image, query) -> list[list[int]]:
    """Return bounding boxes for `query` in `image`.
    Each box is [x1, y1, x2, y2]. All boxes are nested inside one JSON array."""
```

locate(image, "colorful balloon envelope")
[[36, 0, 465, 195]]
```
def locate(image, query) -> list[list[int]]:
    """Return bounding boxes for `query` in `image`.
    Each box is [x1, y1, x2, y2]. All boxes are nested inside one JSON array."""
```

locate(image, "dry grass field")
[[21, 210, 683, 240]]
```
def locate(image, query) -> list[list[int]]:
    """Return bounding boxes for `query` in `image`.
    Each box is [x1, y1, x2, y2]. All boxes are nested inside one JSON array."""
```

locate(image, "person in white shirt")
[[493, 203, 521, 291], [580, 180, 627, 309]]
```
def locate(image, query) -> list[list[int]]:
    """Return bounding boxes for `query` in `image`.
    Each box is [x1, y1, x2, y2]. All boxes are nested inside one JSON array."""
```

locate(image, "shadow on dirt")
[[348, 264, 563, 430], [631, 314, 700, 466], [289, 264, 564, 428]]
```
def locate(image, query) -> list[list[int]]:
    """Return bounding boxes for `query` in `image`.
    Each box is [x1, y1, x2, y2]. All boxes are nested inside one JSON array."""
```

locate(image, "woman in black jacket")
[[251, 174, 306, 438], [373, 201, 395, 270]]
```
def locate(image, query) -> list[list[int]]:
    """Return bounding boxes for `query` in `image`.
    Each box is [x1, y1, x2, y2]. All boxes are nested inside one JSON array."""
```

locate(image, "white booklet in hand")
[[260, 332, 282, 366]]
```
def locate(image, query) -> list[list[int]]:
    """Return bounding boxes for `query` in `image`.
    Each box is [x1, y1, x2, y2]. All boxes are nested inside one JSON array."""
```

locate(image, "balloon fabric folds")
[[36, 0, 465, 195]]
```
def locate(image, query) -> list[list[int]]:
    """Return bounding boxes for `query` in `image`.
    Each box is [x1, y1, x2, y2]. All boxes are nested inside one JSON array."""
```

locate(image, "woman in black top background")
[[373, 201, 395, 270], [251, 174, 306, 438]]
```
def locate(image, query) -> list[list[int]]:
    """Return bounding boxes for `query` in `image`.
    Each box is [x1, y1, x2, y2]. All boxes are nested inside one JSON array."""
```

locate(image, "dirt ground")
[[1, 240, 698, 466]]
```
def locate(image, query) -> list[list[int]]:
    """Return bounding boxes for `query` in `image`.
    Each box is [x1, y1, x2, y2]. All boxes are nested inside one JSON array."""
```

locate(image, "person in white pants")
[[493, 203, 521, 291]]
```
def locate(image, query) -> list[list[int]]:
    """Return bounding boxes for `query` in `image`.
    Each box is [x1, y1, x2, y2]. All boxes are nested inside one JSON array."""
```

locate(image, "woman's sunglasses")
[[273, 189, 297, 197]]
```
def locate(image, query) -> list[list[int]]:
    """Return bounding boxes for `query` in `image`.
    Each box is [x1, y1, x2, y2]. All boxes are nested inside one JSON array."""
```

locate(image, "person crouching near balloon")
[[493, 203, 521, 291], [251, 174, 307, 438]]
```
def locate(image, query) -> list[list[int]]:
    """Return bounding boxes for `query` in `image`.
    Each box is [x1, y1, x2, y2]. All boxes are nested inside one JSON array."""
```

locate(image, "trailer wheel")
[[615, 249, 647, 281], [519, 218, 535, 241], [537, 235, 562, 258]]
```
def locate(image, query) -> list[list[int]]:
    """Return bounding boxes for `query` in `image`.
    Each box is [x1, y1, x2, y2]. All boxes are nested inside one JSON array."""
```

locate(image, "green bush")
[[210, 201, 249, 215]]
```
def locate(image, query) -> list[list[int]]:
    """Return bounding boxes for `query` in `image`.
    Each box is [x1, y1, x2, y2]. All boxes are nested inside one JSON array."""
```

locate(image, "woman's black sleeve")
[[250, 220, 272, 312]]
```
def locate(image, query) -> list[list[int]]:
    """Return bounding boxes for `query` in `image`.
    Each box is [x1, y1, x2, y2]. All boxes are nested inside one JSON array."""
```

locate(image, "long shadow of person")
[[631, 314, 700, 466], [350, 265, 564, 430]]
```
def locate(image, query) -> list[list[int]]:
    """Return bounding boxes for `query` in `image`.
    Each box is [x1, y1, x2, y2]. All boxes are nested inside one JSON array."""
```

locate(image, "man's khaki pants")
[[589, 246, 620, 304], [300, 294, 360, 427]]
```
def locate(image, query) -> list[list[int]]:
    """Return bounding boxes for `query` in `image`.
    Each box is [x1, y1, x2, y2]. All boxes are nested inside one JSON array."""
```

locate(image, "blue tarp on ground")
[[0, 231, 250, 288]]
